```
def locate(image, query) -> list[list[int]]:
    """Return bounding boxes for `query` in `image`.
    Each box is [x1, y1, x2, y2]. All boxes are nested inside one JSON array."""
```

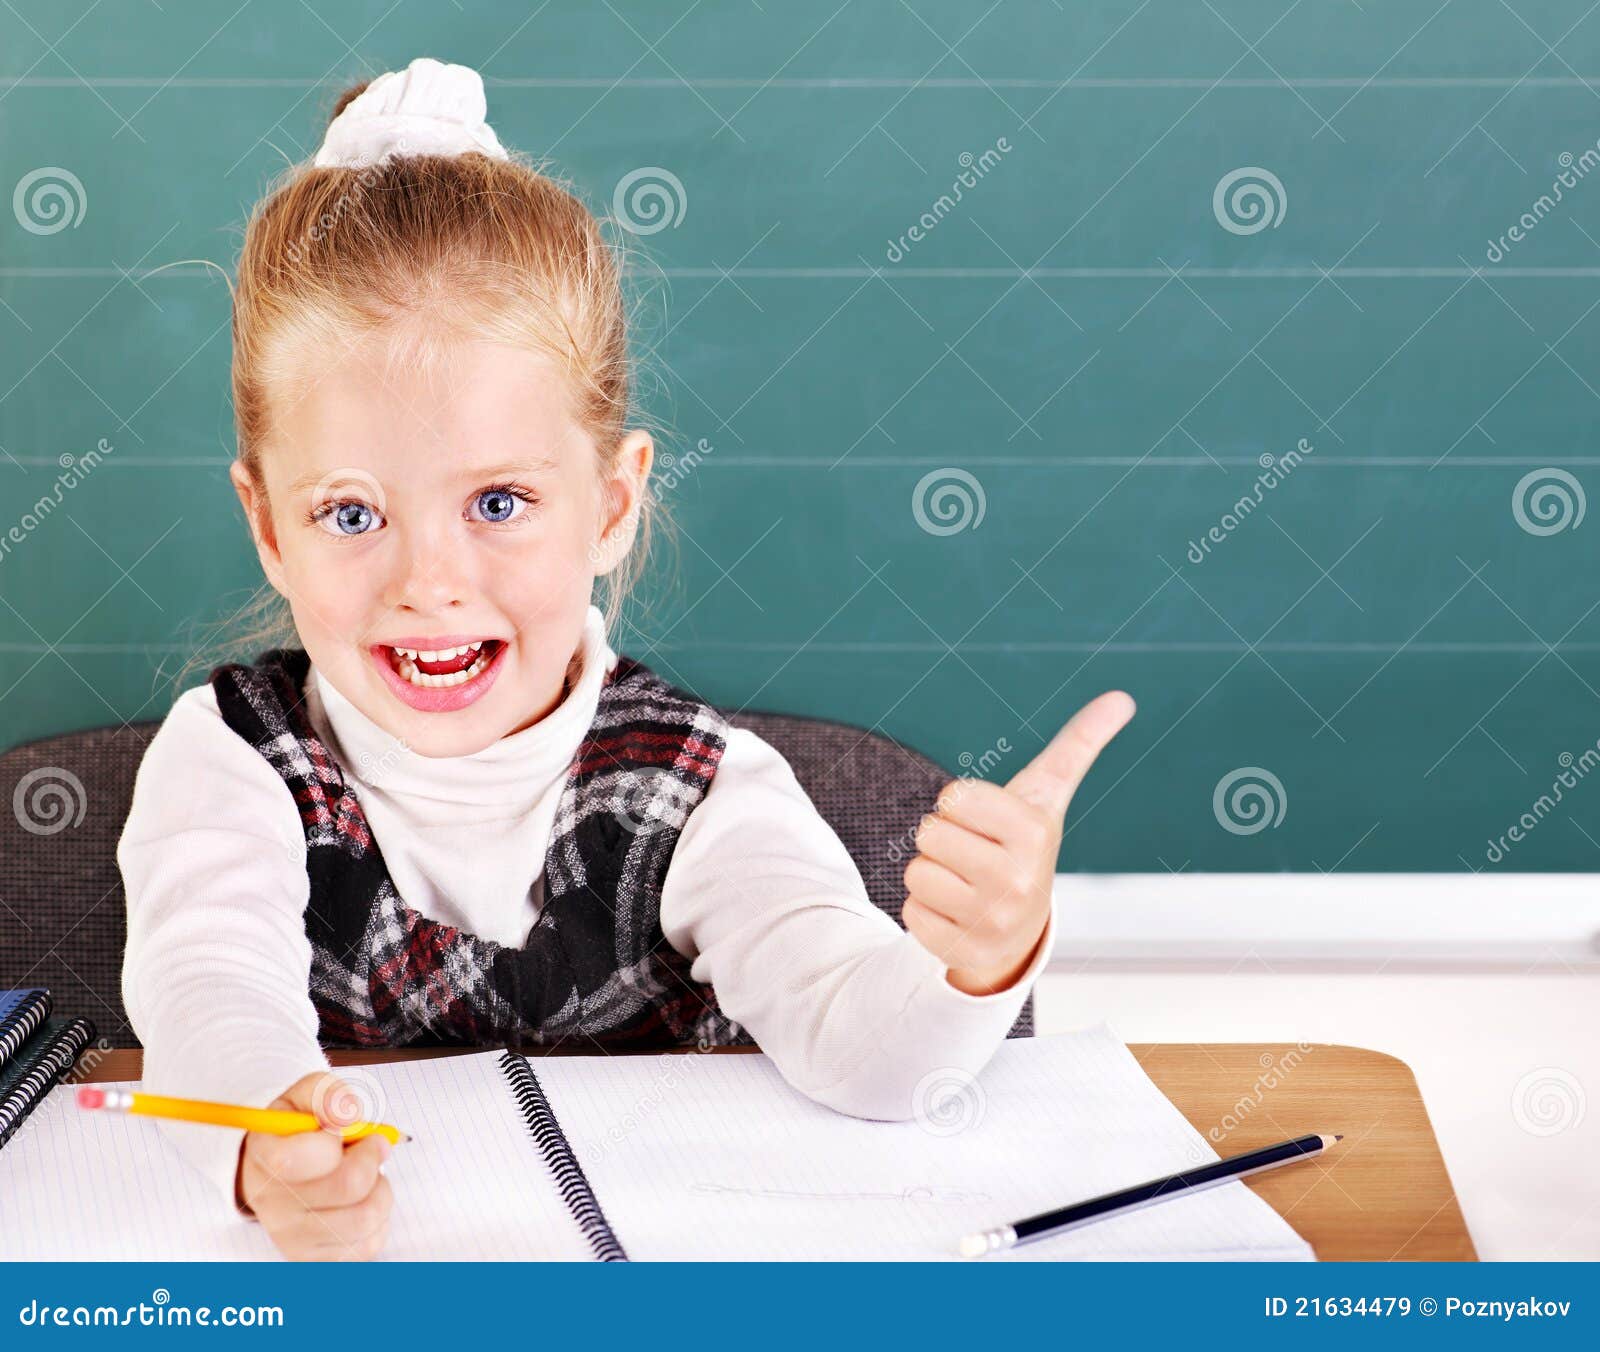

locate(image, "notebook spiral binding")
[[498, 1050, 629, 1261], [0, 990, 51, 1067], [0, 1017, 97, 1151]]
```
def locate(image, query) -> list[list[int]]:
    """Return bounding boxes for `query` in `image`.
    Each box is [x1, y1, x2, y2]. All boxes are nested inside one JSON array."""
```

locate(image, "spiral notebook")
[[0, 1025, 1316, 1261], [0, 989, 98, 1153]]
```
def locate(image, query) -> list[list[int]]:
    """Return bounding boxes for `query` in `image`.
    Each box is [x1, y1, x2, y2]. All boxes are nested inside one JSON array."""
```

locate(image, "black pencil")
[[959, 1132, 1342, 1257]]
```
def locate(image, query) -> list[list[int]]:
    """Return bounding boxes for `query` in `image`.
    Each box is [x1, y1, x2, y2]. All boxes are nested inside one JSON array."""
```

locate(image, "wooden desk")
[[1128, 1043, 1475, 1262], [76, 1040, 1475, 1262]]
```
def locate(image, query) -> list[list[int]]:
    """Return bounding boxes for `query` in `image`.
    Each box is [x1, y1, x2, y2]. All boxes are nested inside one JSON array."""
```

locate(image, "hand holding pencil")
[[227, 1071, 397, 1261], [77, 1070, 404, 1261], [77, 1086, 406, 1145], [76, 1070, 401, 1261]]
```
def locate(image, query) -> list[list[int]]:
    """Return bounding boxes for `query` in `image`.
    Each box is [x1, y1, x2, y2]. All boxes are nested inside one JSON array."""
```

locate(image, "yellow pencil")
[[75, 1086, 409, 1145]]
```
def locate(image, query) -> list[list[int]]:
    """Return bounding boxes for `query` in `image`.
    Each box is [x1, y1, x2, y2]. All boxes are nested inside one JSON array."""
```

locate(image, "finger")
[[248, 1125, 345, 1187], [932, 777, 1035, 843], [299, 1074, 369, 1131], [902, 855, 974, 920], [1005, 690, 1135, 821], [264, 1134, 389, 1212], [282, 1176, 393, 1261], [913, 813, 1014, 887], [901, 895, 970, 967], [274, 1070, 339, 1115]]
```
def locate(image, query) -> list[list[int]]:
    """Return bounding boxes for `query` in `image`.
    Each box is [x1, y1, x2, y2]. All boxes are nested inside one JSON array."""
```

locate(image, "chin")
[[399, 717, 505, 759]]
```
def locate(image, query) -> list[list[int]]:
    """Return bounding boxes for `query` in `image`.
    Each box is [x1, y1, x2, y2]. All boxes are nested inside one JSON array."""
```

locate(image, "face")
[[230, 336, 650, 758]]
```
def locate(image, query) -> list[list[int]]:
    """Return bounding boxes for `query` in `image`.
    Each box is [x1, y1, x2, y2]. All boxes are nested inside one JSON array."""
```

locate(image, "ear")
[[229, 460, 290, 597], [591, 429, 653, 577]]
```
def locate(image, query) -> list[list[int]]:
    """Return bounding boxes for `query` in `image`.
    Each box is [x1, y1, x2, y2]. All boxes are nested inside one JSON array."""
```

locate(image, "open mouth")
[[382, 638, 505, 689], [366, 636, 511, 712]]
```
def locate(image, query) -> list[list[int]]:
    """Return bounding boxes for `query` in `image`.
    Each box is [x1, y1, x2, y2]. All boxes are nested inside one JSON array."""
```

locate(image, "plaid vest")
[[208, 648, 749, 1052]]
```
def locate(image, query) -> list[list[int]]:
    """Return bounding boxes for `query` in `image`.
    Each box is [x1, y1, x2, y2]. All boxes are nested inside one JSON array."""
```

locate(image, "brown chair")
[[0, 710, 1033, 1048]]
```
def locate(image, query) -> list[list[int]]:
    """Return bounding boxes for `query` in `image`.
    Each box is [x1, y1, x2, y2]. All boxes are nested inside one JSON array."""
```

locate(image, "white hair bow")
[[314, 56, 508, 168]]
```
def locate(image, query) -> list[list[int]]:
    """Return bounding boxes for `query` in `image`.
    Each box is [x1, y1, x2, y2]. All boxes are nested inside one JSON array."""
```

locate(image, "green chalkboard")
[[3, 0, 1600, 871]]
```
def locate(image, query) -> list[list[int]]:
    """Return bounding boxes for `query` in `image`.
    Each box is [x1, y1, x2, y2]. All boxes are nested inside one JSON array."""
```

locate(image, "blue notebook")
[[0, 989, 97, 1152]]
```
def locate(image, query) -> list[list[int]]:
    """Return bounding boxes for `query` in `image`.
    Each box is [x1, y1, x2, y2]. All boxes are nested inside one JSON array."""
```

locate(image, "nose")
[[384, 523, 473, 617]]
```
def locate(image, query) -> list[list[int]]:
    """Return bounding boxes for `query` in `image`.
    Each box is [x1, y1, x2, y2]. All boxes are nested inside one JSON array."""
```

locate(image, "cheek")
[[501, 540, 589, 619], [275, 540, 380, 633], [494, 518, 599, 632], [509, 503, 600, 579]]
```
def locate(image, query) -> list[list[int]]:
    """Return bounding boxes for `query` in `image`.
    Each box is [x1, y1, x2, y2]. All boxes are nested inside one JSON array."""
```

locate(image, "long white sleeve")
[[118, 689, 332, 1213], [658, 727, 1051, 1121], [119, 616, 1052, 1212]]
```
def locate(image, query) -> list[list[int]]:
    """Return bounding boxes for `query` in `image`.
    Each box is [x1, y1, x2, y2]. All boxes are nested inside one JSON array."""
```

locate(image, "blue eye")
[[312, 500, 384, 536], [306, 484, 536, 538], [470, 485, 536, 525]]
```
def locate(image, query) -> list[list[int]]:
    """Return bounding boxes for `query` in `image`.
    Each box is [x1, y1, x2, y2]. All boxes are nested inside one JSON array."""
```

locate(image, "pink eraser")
[[76, 1086, 105, 1110]]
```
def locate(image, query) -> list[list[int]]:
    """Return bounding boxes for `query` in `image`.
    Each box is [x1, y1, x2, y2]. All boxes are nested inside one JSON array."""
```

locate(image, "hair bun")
[[313, 57, 507, 168], [328, 80, 371, 127]]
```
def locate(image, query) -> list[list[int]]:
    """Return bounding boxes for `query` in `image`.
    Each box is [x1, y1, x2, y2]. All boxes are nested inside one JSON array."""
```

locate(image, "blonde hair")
[[172, 79, 671, 698]]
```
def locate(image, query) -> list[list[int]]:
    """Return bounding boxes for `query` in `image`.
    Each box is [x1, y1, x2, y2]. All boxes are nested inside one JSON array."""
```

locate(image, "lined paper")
[[0, 1051, 589, 1261], [538, 1023, 1317, 1261], [0, 1082, 278, 1259], [0, 1026, 1315, 1261]]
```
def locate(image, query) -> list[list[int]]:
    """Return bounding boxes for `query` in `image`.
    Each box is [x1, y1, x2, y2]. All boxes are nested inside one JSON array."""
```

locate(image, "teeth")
[[387, 640, 487, 661], [386, 640, 498, 689]]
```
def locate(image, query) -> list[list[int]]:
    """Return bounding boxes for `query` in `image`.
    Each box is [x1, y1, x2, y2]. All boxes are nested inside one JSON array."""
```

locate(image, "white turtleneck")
[[118, 604, 1053, 1210]]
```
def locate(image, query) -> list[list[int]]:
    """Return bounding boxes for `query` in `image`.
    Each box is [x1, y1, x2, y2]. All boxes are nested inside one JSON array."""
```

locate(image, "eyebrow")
[[287, 456, 559, 495], [461, 457, 560, 480]]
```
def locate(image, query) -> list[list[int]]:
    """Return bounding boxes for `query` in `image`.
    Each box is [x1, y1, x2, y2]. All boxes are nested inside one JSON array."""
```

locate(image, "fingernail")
[[379, 1160, 389, 1177]]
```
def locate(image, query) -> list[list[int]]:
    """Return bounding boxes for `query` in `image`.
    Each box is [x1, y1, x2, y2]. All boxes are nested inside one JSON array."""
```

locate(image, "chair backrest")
[[0, 712, 1032, 1047]]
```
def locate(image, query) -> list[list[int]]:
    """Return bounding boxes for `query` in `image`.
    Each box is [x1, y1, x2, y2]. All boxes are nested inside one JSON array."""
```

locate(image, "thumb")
[[272, 1071, 334, 1114], [292, 1072, 366, 1132], [1004, 690, 1136, 822]]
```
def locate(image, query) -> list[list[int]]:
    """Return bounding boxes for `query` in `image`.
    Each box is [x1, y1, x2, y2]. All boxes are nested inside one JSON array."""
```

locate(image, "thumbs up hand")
[[902, 691, 1136, 996]]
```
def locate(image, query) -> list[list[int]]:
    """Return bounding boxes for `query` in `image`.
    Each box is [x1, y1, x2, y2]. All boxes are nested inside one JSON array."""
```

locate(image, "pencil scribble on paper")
[[689, 1182, 991, 1204]]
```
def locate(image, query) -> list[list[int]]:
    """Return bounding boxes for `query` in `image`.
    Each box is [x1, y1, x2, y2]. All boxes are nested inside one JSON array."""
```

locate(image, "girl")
[[117, 57, 1133, 1261]]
